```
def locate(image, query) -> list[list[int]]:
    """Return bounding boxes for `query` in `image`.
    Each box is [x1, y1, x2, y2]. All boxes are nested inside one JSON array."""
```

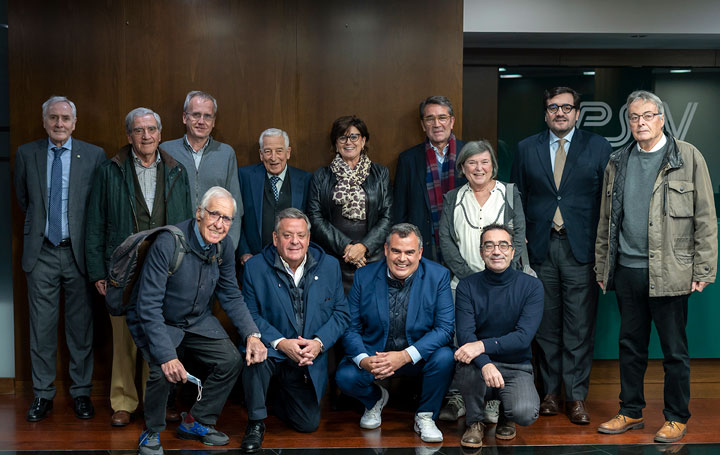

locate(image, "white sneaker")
[[360, 385, 389, 429], [414, 412, 443, 442], [483, 399, 500, 424]]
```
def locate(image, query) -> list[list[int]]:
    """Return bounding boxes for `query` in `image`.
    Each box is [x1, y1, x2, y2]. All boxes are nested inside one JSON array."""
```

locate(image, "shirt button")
[[557, 196, 561, 200]]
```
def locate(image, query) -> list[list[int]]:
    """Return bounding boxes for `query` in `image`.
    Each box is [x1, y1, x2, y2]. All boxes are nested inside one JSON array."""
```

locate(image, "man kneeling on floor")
[[455, 223, 543, 448], [128, 186, 267, 455], [336, 223, 455, 443]]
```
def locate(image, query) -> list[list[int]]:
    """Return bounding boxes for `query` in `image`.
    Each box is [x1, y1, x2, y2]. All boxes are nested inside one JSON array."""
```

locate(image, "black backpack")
[[105, 225, 190, 316]]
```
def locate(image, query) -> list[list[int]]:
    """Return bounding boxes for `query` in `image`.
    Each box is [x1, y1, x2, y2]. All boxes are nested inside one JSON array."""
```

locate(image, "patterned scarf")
[[330, 152, 371, 220], [425, 134, 457, 247]]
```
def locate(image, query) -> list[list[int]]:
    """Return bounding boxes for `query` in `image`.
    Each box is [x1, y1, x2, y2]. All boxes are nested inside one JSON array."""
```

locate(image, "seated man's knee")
[[507, 401, 539, 426], [291, 412, 320, 433], [335, 361, 365, 393], [215, 349, 242, 377], [427, 346, 454, 370]]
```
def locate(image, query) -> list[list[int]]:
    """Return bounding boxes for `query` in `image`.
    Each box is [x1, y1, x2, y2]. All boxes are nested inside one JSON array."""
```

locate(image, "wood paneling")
[[8, 0, 463, 384]]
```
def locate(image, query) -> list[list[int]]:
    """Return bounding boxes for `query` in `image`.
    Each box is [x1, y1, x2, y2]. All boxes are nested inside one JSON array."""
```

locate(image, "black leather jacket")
[[307, 161, 393, 258]]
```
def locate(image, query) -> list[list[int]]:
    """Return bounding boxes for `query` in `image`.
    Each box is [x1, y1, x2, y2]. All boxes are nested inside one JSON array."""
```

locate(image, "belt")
[[45, 238, 71, 248]]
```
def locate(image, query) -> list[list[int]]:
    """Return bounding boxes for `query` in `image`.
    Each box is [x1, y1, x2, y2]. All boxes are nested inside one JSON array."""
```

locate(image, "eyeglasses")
[[131, 126, 159, 136], [422, 115, 452, 125], [546, 104, 576, 114], [204, 208, 233, 225], [337, 133, 362, 144], [628, 112, 662, 123], [185, 112, 215, 121], [481, 241, 513, 253]]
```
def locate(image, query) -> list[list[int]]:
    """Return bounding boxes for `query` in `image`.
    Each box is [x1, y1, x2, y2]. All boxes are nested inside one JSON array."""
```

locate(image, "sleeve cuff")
[[405, 346, 422, 364], [270, 337, 286, 350], [353, 353, 369, 368]]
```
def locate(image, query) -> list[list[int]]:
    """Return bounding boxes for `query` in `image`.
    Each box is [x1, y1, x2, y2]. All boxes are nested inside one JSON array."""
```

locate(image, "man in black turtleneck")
[[454, 223, 543, 449]]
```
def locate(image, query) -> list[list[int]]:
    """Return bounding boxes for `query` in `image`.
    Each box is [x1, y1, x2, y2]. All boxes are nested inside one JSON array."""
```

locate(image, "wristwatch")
[[247, 332, 262, 340]]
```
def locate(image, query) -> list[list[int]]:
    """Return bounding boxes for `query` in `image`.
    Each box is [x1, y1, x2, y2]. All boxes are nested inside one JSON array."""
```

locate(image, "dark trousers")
[[334, 346, 454, 419], [242, 357, 321, 433], [26, 242, 93, 399], [142, 334, 241, 432], [533, 231, 598, 400], [614, 265, 691, 423], [456, 361, 539, 426]]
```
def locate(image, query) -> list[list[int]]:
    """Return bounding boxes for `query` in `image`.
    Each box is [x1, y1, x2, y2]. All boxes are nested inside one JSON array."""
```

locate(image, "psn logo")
[[578, 101, 698, 148]]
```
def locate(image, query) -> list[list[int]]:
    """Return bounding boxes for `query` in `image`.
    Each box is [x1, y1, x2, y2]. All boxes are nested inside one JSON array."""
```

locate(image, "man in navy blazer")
[[14, 96, 105, 422], [393, 96, 466, 262], [336, 223, 455, 443], [240, 208, 349, 453], [511, 87, 611, 425], [237, 128, 311, 267]]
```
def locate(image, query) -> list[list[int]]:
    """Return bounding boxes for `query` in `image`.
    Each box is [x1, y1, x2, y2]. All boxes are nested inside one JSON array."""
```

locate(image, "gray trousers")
[[533, 231, 598, 400], [456, 361, 539, 426], [142, 334, 241, 432], [26, 242, 93, 399]]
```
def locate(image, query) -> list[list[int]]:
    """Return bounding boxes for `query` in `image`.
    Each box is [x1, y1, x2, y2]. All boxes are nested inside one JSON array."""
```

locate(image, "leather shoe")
[[654, 421, 687, 443], [539, 394, 560, 416], [26, 397, 53, 422], [241, 420, 265, 453], [597, 414, 644, 434], [165, 407, 181, 422], [111, 410, 132, 427], [74, 396, 95, 419], [566, 400, 590, 425], [495, 417, 516, 440], [461, 421, 485, 448]]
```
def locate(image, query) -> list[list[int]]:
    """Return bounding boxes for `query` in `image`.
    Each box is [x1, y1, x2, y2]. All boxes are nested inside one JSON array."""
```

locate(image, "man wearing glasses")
[[393, 96, 466, 262], [511, 87, 612, 425], [163, 91, 243, 250], [455, 223, 543, 448], [128, 186, 267, 455], [85, 107, 193, 427], [595, 90, 717, 443]]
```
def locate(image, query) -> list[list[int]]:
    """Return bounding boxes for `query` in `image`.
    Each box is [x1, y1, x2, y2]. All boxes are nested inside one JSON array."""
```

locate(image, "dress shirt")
[[549, 127, 575, 172], [430, 142, 449, 165], [637, 133, 667, 153], [132, 149, 161, 213], [267, 164, 288, 195], [183, 134, 211, 169], [45, 137, 72, 239]]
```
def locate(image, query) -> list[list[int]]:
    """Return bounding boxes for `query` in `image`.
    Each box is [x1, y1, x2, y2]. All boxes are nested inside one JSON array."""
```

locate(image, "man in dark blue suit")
[[511, 87, 611, 425], [393, 96, 466, 262], [237, 128, 311, 267], [240, 208, 349, 453], [335, 223, 455, 443]]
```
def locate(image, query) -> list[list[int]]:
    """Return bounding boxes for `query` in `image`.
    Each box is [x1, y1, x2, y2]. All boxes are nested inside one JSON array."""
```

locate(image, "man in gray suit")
[[161, 91, 243, 250], [14, 95, 105, 422]]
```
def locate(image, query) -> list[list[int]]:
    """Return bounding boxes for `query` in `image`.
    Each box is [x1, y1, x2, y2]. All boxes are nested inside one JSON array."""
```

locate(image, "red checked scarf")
[[425, 134, 457, 247]]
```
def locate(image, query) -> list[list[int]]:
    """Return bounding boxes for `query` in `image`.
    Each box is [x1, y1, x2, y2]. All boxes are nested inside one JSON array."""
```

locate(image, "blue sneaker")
[[176, 412, 230, 446], [138, 429, 163, 455]]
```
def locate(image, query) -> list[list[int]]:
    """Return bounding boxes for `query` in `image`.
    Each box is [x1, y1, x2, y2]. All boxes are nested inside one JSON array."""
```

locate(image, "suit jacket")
[[342, 259, 454, 362], [237, 163, 311, 256], [242, 242, 349, 403], [14, 137, 105, 273], [127, 219, 258, 365], [511, 128, 611, 264], [392, 141, 467, 260]]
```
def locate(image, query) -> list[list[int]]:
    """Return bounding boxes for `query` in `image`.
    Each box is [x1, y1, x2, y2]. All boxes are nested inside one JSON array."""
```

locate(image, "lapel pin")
[[278, 283, 281, 287], [314, 276, 318, 280], [76, 154, 80, 158]]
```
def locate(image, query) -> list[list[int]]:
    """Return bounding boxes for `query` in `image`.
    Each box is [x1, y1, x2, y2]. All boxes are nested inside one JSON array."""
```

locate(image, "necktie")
[[47, 147, 65, 245], [552, 139, 566, 231], [270, 175, 280, 201]]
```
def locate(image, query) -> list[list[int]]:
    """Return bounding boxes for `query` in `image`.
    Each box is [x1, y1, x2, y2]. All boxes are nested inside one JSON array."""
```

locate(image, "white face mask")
[[186, 373, 203, 402]]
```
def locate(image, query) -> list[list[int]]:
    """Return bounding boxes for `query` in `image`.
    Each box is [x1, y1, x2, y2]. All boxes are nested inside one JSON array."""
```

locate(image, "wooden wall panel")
[[9, 0, 463, 384]]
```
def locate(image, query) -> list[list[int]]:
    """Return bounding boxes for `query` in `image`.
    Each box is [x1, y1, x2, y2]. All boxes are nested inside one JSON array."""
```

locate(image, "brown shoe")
[[539, 394, 560, 416], [597, 414, 644, 434], [111, 410, 131, 427], [566, 400, 590, 425], [495, 419, 516, 440], [654, 421, 687, 443], [165, 407, 181, 422], [461, 422, 485, 448]]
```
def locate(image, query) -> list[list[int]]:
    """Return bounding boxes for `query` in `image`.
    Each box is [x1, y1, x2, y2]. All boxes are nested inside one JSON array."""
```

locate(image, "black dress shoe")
[[74, 396, 95, 419], [26, 397, 53, 422], [241, 420, 265, 453]]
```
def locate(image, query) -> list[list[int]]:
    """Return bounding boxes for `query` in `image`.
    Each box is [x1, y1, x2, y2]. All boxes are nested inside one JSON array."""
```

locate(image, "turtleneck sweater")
[[455, 266, 544, 369]]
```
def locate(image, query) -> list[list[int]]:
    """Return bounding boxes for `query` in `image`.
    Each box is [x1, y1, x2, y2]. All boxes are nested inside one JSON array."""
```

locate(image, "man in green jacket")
[[85, 107, 193, 427], [595, 90, 717, 443]]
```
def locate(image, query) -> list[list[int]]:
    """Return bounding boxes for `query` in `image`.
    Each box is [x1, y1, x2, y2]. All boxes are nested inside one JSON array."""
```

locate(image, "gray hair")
[[198, 186, 237, 217], [184, 90, 218, 115], [385, 223, 423, 250], [419, 95, 454, 119], [456, 140, 498, 179], [125, 107, 162, 135], [274, 207, 311, 234], [259, 128, 290, 150], [627, 90, 665, 115], [42, 96, 77, 119]]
